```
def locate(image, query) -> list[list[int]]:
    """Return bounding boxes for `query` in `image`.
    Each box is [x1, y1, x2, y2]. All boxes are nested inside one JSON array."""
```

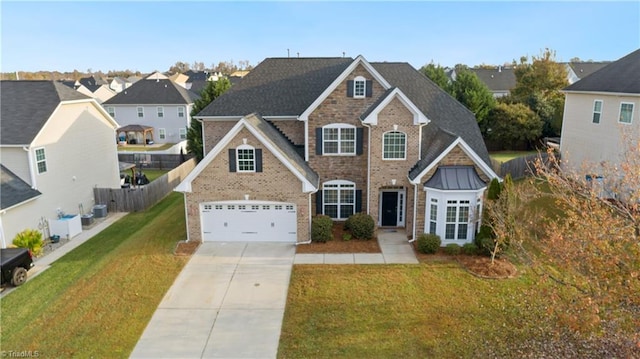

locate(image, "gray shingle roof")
[[469, 67, 516, 92], [197, 58, 353, 117], [1, 81, 90, 145], [1, 165, 41, 210], [370, 62, 492, 170], [564, 49, 640, 94], [243, 113, 319, 187], [566, 62, 610, 80], [103, 78, 200, 105]]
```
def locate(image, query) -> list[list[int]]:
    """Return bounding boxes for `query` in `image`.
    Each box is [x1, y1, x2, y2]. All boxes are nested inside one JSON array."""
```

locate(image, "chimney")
[[498, 65, 502, 73]]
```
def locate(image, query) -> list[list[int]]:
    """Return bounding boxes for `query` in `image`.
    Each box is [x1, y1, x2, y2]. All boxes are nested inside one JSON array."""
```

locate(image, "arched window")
[[353, 76, 366, 98], [322, 180, 356, 219], [382, 131, 406, 160]]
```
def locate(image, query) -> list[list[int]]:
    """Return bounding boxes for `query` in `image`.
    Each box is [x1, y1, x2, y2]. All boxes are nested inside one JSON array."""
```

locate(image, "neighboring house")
[[169, 73, 189, 89], [469, 67, 516, 98], [560, 49, 640, 181], [103, 74, 200, 144], [564, 61, 610, 85], [175, 56, 499, 246], [76, 75, 116, 103], [0, 81, 121, 247], [109, 76, 132, 93]]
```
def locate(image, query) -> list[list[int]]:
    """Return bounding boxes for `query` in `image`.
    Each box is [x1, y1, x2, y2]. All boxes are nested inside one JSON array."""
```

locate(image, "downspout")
[[409, 181, 419, 242], [361, 122, 372, 215], [183, 193, 191, 242], [24, 146, 37, 189], [0, 213, 6, 248]]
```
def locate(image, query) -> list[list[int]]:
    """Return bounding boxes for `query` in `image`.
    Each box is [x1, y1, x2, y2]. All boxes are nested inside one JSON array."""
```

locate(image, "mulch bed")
[[412, 243, 518, 279], [174, 240, 200, 256], [296, 223, 381, 253]]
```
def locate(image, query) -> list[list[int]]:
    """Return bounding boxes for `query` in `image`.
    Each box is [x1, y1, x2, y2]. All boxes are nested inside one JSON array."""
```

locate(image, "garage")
[[200, 201, 297, 242]]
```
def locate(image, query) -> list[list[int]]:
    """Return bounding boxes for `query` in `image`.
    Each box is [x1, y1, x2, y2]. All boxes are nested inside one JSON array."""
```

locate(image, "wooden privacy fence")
[[94, 158, 196, 212], [117, 153, 194, 170], [495, 152, 552, 180]]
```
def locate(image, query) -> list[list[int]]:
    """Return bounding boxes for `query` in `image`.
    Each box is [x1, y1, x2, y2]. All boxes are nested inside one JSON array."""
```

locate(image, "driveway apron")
[[130, 242, 295, 359]]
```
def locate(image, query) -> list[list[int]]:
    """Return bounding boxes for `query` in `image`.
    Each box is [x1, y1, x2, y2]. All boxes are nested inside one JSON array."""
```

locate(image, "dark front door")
[[381, 192, 398, 226]]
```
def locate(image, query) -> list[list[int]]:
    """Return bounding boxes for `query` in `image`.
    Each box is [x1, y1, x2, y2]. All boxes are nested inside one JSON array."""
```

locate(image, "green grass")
[[490, 150, 538, 163], [279, 264, 554, 358], [138, 169, 169, 182], [0, 192, 189, 358]]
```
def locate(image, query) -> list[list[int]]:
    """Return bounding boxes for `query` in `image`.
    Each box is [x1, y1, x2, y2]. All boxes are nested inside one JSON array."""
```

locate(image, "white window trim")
[[618, 102, 634, 124], [353, 75, 366, 99], [425, 189, 485, 245], [323, 180, 356, 220], [157, 106, 164, 118], [106, 106, 115, 118], [322, 123, 356, 156], [158, 128, 166, 140], [592, 100, 602, 124], [379, 189, 406, 227], [137, 106, 144, 118], [236, 144, 256, 173], [179, 127, 187, 140], [177, 106, 185, 118], [382, 130, 407, 160], [34, 147, 47, 175]]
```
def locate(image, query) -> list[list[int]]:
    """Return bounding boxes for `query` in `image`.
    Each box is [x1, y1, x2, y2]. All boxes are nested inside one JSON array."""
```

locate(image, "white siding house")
[[0, 81, 121, 247]]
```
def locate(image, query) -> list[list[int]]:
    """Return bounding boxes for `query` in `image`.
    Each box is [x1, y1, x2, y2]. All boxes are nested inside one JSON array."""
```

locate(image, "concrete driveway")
[[130, 242, 295, 359]]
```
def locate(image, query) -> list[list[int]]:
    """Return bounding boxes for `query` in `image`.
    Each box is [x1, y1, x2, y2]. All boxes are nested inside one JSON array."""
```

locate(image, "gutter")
[[409, 180, 418, 242], [361, 122, 372, 215]]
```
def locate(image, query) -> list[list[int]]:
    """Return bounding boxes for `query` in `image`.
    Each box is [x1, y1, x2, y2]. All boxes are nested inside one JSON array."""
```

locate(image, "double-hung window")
[[177, 106, 185, 118], [592, 100, 602, 124], [35, 148, 47, 174], [383, 131, 406, 159], [179, 128, 187, 140], [106, 106, 115, 118], [429, 198, 438, 234], [323, 180, 355, 219], [619, 102, 634, 124], [445, 200, 470, 240], [137, 107, 144, 118], [354, 76, 366, 98], [323, 124, 355, 155], [159, 128, 166, 140], [236, 145, 256, 172], [157, 106, 164, 118]]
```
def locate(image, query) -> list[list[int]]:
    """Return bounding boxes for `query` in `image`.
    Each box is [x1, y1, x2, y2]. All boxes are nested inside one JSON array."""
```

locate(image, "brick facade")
[[270, 120, 305, 145], [186, 127, 310, 243], [202, 120, 237, 154]]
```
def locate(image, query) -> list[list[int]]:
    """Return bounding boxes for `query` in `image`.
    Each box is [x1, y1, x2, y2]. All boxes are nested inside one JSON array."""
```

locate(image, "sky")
[[1, 1, 639, 73]]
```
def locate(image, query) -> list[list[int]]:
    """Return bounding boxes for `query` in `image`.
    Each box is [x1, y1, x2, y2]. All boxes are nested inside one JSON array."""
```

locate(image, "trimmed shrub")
[[462, 243, 479, 255], [475, 225, 496, 256], [417, 233, 441, 254], [444, 243, 461, 255], [487, 178, 502, 200], [311, 215, 333, 243], [13, 229, 44, 256], [345, 213, 375, 240]]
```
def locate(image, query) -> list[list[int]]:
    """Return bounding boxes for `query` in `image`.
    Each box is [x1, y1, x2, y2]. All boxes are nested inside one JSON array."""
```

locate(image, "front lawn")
[[0, 193, 189, 358], [279, 264, 637, 358]]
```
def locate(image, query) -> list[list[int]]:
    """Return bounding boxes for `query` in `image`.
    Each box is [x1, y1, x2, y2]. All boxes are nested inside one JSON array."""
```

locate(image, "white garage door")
[[200, 201, 297, 242]]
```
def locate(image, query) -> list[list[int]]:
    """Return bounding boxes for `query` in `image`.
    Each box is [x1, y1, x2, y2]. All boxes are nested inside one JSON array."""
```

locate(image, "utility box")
[[93, 204, 107, 218]]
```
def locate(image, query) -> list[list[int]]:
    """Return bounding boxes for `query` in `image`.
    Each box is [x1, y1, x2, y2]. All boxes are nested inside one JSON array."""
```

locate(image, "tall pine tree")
[[186, 78, 231, 161]]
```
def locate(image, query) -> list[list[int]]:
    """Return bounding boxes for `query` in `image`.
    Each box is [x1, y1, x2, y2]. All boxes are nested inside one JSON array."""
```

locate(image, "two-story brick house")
[[176, 56, 499, 245]]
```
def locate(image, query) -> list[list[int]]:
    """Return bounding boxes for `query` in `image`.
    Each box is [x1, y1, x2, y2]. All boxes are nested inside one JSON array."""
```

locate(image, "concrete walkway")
[[131, 231, 418, 359], [130, 242, 295, 359], [294, 229, 418, 264]]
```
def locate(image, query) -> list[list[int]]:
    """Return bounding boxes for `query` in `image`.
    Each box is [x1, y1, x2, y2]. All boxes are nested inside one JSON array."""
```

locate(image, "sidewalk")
[[294, 229, 418, 264]]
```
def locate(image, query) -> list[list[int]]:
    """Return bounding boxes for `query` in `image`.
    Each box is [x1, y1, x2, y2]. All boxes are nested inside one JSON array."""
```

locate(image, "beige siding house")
[[176, 56, 499, 246], [0, 81, 121, 247], [560, 49, 640, 177]]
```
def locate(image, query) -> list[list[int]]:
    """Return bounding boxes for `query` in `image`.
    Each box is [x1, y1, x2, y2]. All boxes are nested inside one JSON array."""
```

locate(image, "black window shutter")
[[347, 80, 354, 97], [366, 80, 373, 97], [228, 149, 236, 172], [316, 191, 323, 215], [356, 128, 364, 155], [315, 128, 323, 155], [255, 149, 263, 172], [355, 190, 362, 213]]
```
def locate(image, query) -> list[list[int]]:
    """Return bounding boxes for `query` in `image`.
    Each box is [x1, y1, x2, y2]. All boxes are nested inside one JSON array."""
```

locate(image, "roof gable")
[[1, 165, 42, 210], [564, 49, 640, 94], [103, 78, 199, 105], [360, 87, 429, 125], [175, 113, 319, 193], [0, 81, 91, 145]]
